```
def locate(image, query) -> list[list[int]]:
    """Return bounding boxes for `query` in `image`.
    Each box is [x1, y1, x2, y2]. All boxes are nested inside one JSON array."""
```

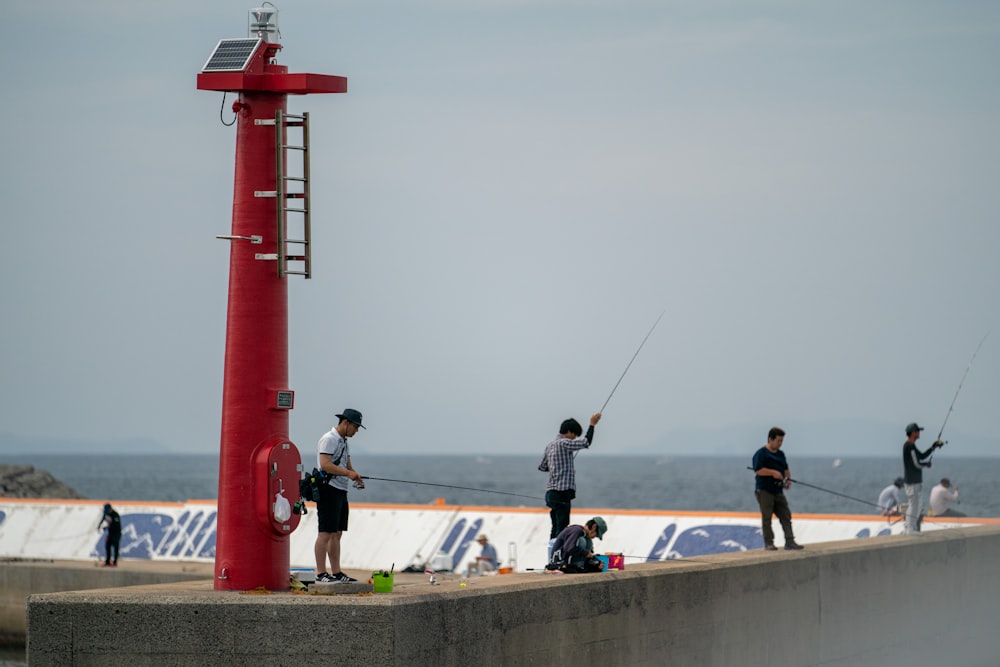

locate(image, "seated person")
[[929, 478, 965, 517], [545, 517, 607, 573], [472, 534, 498, 573], [877, 477, 904, 516]]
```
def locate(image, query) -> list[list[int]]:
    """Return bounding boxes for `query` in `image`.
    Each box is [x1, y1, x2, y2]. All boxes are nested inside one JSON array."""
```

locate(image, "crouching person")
[[545, 517, 608, 574]]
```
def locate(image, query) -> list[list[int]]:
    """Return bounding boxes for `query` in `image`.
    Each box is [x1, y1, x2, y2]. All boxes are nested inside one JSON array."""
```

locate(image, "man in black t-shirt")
[[752, 426, 804, 551], [901, 422, 944, 535]]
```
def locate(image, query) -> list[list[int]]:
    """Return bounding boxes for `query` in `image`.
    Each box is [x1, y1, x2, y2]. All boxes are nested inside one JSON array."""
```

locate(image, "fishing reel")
[[292, 497, 308, 515]]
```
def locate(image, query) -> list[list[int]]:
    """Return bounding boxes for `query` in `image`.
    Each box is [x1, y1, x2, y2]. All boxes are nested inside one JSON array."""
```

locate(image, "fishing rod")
[[600, 310, 666, 414], [361, 476, 544, 502], [747, 467, 884, 512], [568, 309, 665, 460], [787, 477, 886, 512], [935, 332, 990, 444]]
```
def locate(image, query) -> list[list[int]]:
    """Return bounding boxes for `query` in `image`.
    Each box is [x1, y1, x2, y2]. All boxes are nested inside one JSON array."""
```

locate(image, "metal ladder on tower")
[[255, 110, 313, 278]]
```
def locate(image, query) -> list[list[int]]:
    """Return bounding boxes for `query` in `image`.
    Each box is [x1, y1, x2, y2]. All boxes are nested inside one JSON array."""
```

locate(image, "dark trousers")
[[755, 489, 795, 546], [105, 534, 120, 565], [545, 489, 575, 539]]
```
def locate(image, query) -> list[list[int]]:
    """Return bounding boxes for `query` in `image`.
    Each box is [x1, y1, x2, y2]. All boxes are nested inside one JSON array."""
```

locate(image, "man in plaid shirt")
[[538, 412, 602, 540]]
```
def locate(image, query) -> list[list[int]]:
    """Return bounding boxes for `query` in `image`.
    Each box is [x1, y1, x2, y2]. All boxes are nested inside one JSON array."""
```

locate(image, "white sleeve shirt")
[[928, 484, 959, 515]]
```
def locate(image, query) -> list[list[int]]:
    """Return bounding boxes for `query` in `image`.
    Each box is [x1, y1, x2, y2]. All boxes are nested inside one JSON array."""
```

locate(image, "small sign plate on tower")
[[275, 390, 294, 409]]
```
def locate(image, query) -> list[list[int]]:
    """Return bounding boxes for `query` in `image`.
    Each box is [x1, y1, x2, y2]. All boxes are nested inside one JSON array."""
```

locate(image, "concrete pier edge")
[[23, 525, 1000, 666]]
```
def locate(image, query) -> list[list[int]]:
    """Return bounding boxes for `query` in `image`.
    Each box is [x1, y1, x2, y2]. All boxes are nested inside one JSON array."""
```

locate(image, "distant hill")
[[0, 432, 168, 456]]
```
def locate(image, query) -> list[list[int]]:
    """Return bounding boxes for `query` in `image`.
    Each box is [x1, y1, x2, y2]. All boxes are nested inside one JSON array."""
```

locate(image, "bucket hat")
[[591, 516, 608, 540], [336, 408, 366, 429]]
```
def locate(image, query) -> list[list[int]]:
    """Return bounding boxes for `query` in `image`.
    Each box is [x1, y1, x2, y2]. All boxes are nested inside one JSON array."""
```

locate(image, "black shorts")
[[317, 484, 349, 533]]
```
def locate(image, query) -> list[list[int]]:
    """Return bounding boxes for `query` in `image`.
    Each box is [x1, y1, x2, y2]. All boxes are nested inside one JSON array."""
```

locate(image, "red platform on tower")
[[197, 38, 347, 94]]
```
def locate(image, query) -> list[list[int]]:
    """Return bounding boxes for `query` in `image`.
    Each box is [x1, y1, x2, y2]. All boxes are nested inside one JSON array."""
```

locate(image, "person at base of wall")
[[98, 503, 121, 567], [314, 408, 366, 584], [878, 477, 905, 517], [752, 426, 804, 551], [928, 477, 965, 518], [901, 422, 944, 536]]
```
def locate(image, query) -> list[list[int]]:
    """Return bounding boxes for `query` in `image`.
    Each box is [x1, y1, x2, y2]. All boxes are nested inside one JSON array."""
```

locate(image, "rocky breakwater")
[[0, 465, 84, 499]]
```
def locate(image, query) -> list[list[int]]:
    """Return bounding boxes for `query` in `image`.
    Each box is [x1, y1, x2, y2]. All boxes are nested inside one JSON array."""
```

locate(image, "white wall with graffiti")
[[1, 498, 987, 572]]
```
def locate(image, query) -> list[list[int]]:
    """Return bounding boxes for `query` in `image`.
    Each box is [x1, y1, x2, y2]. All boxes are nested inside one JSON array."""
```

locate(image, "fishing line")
[[525, 555, 711, 571], [600, 309, 666, 414], [936, 332, 989, 443], [619, 554, 713, 563], [361, 476, 544, 502]]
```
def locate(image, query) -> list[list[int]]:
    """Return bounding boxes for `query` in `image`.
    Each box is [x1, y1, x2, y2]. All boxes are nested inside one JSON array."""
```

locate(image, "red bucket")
[[606, 553, 624, 570]]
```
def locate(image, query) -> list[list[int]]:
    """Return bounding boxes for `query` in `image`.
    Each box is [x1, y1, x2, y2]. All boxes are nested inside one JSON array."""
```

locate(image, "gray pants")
[[904, 483, 922, 533]]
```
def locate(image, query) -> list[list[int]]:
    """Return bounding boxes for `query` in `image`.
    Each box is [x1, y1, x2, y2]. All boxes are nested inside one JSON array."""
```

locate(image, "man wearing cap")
[[546, 517, 608, 573], [314, 408, 366, 583], [473, 534, 498, 573], [901, 422, 944, 535], [877, 477, 905, 517]]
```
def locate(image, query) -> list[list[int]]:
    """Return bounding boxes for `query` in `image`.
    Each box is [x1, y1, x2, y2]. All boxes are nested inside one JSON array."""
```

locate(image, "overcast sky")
[[1, 1, 998, 458]]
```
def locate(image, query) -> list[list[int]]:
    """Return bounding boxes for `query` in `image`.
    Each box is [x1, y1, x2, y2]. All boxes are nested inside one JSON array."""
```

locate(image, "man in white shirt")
[[314, 408, 367, 583], [929, 478, 965, 517]]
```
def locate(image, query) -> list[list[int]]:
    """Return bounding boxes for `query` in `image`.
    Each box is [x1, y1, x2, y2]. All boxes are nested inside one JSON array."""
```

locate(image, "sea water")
[[5, 453, 1000, 517]]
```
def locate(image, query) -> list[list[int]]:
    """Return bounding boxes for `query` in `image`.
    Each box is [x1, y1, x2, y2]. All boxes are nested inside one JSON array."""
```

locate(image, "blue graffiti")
[[857, 527, 893, 538], [647, 521, 897, 560], [92, 512, 217, 560], [668, 524, 764, 558], [436, 517, 484, 570], [645, 523, 677, 561], [450, 519, 483, 568], [439, 519, 467, 554], [647, 523, 764, 559]]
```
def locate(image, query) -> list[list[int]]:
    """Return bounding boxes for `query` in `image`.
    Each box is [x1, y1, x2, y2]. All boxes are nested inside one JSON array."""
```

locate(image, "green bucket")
[[372, 571, 394, 593]]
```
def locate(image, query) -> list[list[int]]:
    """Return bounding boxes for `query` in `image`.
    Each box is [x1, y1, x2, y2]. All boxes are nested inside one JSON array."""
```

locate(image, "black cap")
[[905, 423, 924, 435]]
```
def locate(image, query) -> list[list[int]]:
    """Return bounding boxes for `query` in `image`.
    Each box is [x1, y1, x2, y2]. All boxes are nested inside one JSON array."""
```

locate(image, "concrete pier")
[[24, 525, 1000, 666], [1, 558, 214, 646]]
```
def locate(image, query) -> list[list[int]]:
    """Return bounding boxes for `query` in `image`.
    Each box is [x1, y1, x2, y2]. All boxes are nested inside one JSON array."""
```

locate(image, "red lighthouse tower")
[[197, 7, 347, 591]]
